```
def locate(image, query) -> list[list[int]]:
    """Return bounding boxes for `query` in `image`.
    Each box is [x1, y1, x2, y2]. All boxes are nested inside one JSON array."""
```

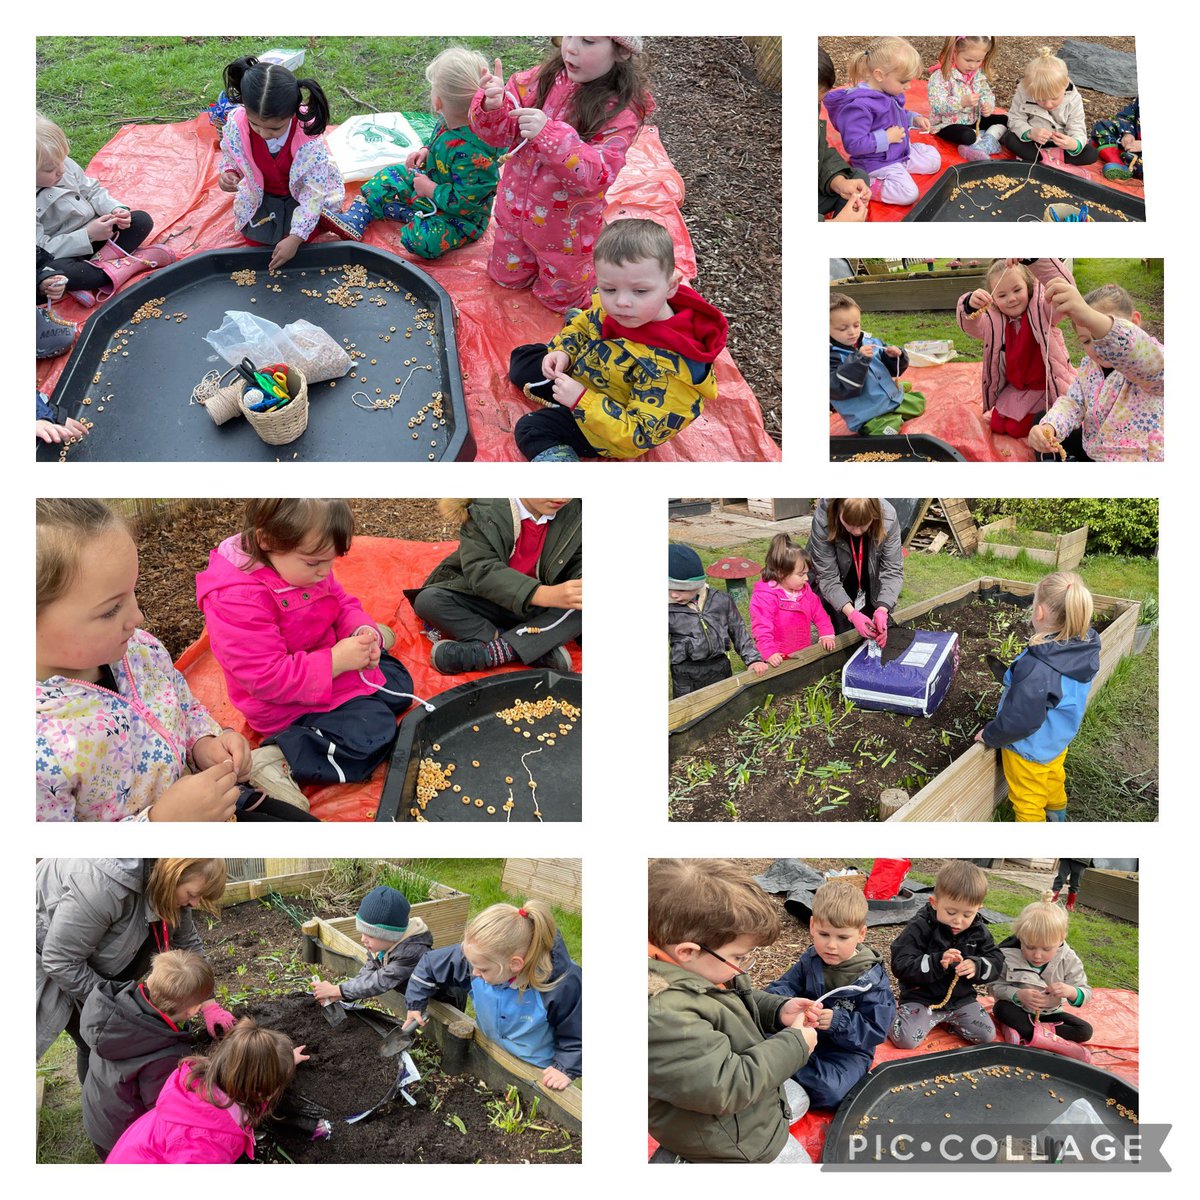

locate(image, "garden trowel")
[[379, 1018, 421, 1058], [312, 977, 348, 1026]]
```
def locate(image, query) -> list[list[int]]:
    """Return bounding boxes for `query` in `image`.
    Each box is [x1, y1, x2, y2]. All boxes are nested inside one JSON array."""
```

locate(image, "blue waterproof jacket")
[[829, 335, 909, 431], [405, 933, 582, 1078], [981, 631, 1100, 764]]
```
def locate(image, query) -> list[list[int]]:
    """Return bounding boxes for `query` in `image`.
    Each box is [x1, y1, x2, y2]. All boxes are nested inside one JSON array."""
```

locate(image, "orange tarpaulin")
[[175, 535, 582, 822], [820, 82, 1145, 223], [648, 988, 1138, 1162], [830, 362, 1038, 462], [38, 115, 779, 463]]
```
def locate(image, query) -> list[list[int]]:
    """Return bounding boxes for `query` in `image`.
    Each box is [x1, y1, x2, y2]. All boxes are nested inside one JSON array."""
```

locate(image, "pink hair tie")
[[518, 908, 529, 918]]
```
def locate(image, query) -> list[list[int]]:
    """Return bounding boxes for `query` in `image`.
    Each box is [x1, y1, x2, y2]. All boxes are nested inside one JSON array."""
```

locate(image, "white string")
[[521, 747, 544, 823], [513, 608, 571, 637], [814, 981, 874, 1005], [357, 670, 435, 711]]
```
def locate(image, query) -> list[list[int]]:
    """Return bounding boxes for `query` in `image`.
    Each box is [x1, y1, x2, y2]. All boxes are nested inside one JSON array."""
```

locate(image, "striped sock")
[[484, 638, 517, 667]]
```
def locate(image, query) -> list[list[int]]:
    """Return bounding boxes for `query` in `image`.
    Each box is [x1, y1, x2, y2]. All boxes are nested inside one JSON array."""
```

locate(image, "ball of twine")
[[192, 368, 245, 424]]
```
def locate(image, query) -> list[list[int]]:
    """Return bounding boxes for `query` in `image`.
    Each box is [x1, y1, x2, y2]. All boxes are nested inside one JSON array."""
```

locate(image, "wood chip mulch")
[[649, 37, 782, 444]]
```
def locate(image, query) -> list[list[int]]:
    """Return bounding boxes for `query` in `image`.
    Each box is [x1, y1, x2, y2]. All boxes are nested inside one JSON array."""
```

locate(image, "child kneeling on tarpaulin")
[[509, 218, 728, 461]]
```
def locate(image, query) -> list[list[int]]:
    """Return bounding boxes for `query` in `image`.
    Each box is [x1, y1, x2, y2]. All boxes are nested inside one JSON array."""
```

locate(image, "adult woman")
[[36, 858, 233, 1077], [806, 498, 904, 643]]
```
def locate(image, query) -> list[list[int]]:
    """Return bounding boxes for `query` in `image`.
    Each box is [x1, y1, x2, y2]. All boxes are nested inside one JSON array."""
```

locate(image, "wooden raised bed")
[[977, 517, 1088, 571], [668, 576, 1141, 823], [829, 269, 986, 312], [302, 915, 581, 1133], [1077, 869, 1139, 922]]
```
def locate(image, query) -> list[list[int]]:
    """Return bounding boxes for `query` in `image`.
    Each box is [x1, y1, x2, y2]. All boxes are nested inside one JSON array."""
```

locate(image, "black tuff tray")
[[904, 160, 1145, 223], [830, 433, 966, 462], [823, 1045, 1138, 1163], [378, 669, 581, 822], [39, 242, 472, 462]]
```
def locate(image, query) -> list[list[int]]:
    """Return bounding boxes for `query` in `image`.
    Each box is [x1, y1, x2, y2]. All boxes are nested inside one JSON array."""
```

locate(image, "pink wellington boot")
[[999, 1024, 1022, 1045], [1028, 1019, 1092, 1063], [71, 241, 177, 306]]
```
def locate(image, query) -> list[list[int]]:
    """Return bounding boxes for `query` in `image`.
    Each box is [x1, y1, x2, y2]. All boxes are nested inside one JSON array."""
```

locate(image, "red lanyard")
[[849, 536, 865, 591], [138, 981, 180, 1031], [151, 919, 170, 953]]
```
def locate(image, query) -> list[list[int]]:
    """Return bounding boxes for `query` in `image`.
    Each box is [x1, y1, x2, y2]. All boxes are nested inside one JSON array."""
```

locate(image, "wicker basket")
[[240, 366, 309, 445], [824, 871, 868, 892]]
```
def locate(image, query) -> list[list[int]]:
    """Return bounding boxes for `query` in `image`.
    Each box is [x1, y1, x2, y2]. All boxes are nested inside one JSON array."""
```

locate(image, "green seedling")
[[446, 1114, 468, 1134], [723, 799, 741, 820]]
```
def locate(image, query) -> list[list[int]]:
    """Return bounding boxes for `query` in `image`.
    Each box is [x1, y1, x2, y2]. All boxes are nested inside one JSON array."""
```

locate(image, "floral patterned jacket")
[[36, 630, 221, 821], [927, 65, 997, 132], [218, 107, 344, 241], [1041, 319, 1164, 461]]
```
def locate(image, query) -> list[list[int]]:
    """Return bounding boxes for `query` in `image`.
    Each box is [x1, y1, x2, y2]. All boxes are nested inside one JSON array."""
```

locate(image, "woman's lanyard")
[[849, 536, 866, 609], [138, 981, 181, 1031], [150, 919, 171, 954]]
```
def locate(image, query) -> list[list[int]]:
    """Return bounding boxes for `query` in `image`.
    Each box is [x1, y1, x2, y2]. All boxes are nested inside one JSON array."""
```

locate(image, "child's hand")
[[1045, 981, 1077, 1000], [413, 173, 437, 199], [749, 661, 770, 676], [293, 1044, 310, 1065], [1018, 987, 1053, 1010], [218, 170, 241, 193], [799, 1023, 818, 1052], [194, 730, 253, 782], [818, 635, 836, 651], [332, 631, 376, 676], [405, 146, 430, 169], [1121, 134, 1141, 152], [1043, 278, 1089, 326], [86, 214, 119, 241], [858, 343, 876, 358], [831, 175, 870, 204], [982, 101, 995, 117], [955, 959, 977, 979], [269, 234, 302, 273], [969, 288, 993, 310], [883, 345, 901, 358], [311, 980, 342, 1003], [150, 760, 240, 822], [1027, 423, 1060, 454], [1050, 131, 1076, 149], [1029, 127, 1052, 146], [832, 196, 869, 222], [540, 1066, 571, 1091], [39, 273, 68, 301], [109, 207, 132, 229], [534, 578, 583, 610], [552, 375, 585, 408], [814, 1005, 834, 1031], [511, 107, 548, 140], [940, 948, 963, 969], [480, 58, 507, 111], [974, 729, 985, 743], [542, 350, 571, 378], [911, 114, 931, 133], [767, 652, 784, 667], [885, 125, 906, 144], [405, 1009, 428, 1027], [35, 417, 88, 444], [201, 1001, 237, 1037]]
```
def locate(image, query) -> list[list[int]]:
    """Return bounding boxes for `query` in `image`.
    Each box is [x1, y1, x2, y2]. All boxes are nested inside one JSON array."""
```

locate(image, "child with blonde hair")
[[106, 1018, 307, 1162], [80, 950, 216, 1157], [406, 899, 581, 1091], [990, 891, 1093, 1061], [1030, 280, 1164, 462], [1002, 48, 1098, 166], [750, 534, 836, 666], [325, 47, 499, 256], [822, 37, 939, 207], [976, 572, 1099, 821], [956, 258, 1076, 440], [927, 36, 1008, 152]]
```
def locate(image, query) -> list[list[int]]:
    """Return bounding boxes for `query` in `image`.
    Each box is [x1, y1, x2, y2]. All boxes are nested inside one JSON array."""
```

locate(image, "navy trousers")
[[793, 1047, 873, 1109]]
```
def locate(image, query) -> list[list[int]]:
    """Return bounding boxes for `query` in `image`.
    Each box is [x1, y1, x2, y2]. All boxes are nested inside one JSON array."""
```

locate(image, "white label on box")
[[901, 641, 938, 668]]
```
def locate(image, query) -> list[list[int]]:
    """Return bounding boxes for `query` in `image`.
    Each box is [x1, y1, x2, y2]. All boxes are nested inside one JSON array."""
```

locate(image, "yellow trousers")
[[1001, 747, 1068, 821]]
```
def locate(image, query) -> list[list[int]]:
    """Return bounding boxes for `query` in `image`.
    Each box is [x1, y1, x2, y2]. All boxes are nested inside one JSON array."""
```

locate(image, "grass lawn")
[[847, 258, 1163, 365], [37, 36, 547, 167]]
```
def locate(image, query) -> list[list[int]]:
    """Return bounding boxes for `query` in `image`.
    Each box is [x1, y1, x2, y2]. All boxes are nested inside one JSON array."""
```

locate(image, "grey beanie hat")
[[356, 885, 411, 940]]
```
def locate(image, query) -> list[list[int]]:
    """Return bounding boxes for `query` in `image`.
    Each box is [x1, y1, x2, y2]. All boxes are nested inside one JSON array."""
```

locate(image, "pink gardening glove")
[[202, 1001, 236, 1037], [848, 610, 876, 640], [872, 608, 890, 647]]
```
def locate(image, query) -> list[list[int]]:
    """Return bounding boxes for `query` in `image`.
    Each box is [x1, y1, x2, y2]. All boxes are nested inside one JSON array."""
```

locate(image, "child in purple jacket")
[[822, 37, 940, 207], [750, 535, 836, 665]]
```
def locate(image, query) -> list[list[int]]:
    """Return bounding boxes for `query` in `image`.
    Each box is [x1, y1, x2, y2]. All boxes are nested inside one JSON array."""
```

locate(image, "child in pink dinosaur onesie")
[[750, 534, 837, 666], [469, 37, 653, 313]]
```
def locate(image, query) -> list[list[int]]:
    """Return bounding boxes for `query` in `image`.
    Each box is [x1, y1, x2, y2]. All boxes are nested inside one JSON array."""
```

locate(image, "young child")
[[668, 544, 767, 697], [890, 860, 1004, 1049], [990, 892, 1093, 1060], [406, 900, 581, 1092], [310, 885, 432, 1007], [956, 258, 1076, 440], [197, 499, 420, 802], [764, 882, 896, 1110], [1093, 97, 1142, 181], [36, 256, 75, 359], [509, 218, 727, 461], [927, 36, 1008, 149], [830, 292, 925, 434], [470, 37, 653, 313], [1052, 859, 1091, 911], [106, 1018, 307, 1163], [975, 572, 1099, 822], [80, 950, 215, 1158], [217, 56, 344, 272], [1002, 49, 1098, 166], [647, 859, 818, 1164], [326, 48, 499, 257], [36, 499, 254, 822], [35, 391, 87, 445], [36, 113, 169, 307], [818, 47, 870, 221], [822, 37, 940, 207], [1029, 281, 1163, 462], [750, 534, 836, 666], [407, 498, 581, 675]]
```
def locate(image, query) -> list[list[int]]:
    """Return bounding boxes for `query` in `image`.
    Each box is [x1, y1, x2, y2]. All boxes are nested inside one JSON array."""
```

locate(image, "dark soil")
[[201, 898, 327, 1000], [127, 498, 453, 660], [650, 37, 782, 443], [670, 596, 1111, 822], [818, 36, 1137, 125]]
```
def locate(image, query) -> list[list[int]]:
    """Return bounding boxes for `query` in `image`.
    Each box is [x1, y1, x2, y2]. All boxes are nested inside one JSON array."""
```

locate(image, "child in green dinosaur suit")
[[326, 48, 498, 258]]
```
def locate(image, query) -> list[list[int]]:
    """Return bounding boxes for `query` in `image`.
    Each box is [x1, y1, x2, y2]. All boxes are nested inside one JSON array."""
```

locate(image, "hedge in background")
[[973, 499, 1159, 558]]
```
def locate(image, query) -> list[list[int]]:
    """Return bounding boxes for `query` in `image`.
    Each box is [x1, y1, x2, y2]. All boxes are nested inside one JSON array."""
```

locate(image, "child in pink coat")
[[469, 37, 653, 313], [196, 499, 425, 806], [107, 1019, 304, 1163], [750, 535, 837, 665]]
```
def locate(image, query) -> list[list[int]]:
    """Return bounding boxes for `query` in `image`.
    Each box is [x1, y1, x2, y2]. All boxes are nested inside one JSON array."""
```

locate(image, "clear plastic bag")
[[204, 312, 350, 383]]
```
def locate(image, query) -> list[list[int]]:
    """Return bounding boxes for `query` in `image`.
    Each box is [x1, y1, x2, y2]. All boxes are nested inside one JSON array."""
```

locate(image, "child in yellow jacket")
[[509, 218, 728, 461]]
